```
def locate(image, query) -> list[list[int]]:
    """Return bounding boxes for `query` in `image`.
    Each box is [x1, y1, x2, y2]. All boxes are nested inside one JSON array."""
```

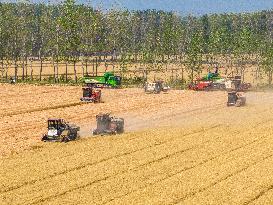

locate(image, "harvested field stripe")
[[1, 115, 269, 200], [0, 102, 84, 117], [0, 125, 221, 194], [243, 185, 273, 205]]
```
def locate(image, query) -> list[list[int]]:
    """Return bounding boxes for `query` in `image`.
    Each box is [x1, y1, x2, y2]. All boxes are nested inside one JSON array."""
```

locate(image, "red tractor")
[[80, 83, 102, 103]]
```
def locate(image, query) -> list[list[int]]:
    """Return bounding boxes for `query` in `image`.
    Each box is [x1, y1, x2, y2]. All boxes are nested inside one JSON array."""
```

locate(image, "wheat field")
[[1, 84, 273, 204]]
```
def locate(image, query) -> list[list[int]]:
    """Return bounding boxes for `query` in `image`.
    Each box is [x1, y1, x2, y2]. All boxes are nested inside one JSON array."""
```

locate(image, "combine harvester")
[[83, 72, 121, 88], [41, 118, 80, 142], [144, 80, 170, 94], [93, 113, 124, 136], [189, 67, 226, 91], [80, 82, 102, 103], [189, 68, 251, 92]]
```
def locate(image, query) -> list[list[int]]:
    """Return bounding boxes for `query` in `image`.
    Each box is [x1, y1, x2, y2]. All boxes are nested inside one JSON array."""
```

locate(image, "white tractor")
[[144, 81, 170, 94]]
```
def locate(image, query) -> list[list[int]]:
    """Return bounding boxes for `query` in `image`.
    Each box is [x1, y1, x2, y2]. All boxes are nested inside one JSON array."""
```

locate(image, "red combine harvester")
[[80, 83, 102, 103], [188, 80, 212, 91], [188, 67, 226, 91]]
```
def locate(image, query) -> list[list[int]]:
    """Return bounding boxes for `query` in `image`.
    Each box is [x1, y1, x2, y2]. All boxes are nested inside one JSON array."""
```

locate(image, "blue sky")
[[3, 0, 273, 15]]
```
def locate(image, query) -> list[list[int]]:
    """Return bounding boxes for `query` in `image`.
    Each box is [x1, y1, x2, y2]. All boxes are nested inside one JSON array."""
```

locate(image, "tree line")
[[0, 0, 272, 84]]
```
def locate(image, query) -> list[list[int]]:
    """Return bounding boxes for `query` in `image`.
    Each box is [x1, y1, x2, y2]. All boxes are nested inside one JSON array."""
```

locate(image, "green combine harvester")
[[83, 72, 121, 88]]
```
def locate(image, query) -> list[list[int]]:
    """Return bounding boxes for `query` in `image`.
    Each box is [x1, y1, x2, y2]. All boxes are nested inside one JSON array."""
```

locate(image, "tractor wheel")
[[235, 100, 242, 107], [204, 86, 210, 92], [62, 136, 70, 143], [41, 135, 48, 141]]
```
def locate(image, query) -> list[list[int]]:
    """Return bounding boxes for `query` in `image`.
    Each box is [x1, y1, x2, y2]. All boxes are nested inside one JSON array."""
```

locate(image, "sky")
[[2, 0, 273, 15]]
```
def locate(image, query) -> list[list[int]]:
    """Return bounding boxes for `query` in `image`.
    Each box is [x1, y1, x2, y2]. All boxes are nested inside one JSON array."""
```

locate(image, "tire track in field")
[[32, 121, 271, 205], [1, 103, 271, 196], [102, 131, 271, 205], [0, 96, 224, 181], [174, 154, 273, 204], [243, 185, 273, 205], [28, 143, 202, 205], [0, 125, 220, 194], [0, 97, 223, 159], [0, 123, 43, 135], [0, 92, 270, 199], [0, 102, 85, 118]]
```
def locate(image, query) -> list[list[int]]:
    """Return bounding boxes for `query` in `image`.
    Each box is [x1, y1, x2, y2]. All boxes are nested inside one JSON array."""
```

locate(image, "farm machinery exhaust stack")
[[189, 68, 251, 92], [93, 113, 124, 135], [42, 118, 80, 142]]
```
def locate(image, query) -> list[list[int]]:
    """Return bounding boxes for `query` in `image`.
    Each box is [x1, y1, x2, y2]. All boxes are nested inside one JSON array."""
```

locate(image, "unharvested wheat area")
[[1, 84, 273, 204]]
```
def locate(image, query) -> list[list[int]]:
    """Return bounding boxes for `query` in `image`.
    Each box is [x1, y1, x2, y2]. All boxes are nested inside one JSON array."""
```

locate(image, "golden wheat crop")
[[1, 84, 273, 204]]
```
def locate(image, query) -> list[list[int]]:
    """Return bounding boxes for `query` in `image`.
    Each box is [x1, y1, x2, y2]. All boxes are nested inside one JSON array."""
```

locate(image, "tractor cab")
[[107, 75, 121, 87], [48, 118, 65, 130], [82, 87, 92, 98], [42, 118, 80, 142], [47, 118, 66, 137]]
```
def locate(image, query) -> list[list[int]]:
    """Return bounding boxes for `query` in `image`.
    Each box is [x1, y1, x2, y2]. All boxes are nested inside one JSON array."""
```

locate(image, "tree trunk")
[[95, 57, 98, 76], [39, 58, 43, 81], [5, 70, 8, 82], [65, 62, 68, 82], [15, 60, 18, 81], [30, 59, 33, 81], [53, 60, 56, 83], [1, 56, 3, 80], [56, 60, 59, 83], [22, 59, 25, 81], [191, 67, 194, 83], [25, 57, 28, 80], [268, 70, 272, 86], [82, 61, 84, 77], [85, 60, 88, 75], [180, 55, 184, 85], [134, 52, 137, 62], [92, 58, 95, 76], [74, 61, 77, 83]]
